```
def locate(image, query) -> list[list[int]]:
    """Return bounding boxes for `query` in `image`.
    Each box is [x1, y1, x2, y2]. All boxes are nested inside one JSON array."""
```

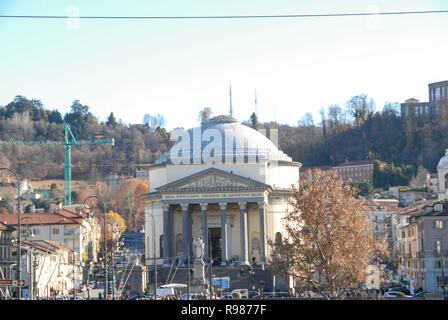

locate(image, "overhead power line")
[[0, 9, 448, 20]]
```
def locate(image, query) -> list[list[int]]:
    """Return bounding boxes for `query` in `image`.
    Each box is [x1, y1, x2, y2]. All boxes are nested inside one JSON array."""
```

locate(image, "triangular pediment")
[[156, 168, 270, 192]]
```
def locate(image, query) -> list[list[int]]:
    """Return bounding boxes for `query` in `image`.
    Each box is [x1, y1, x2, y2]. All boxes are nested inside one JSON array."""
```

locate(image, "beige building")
[[142, 115, 301, 267], [394, 200, 448, 294], [18, 240, 77, 298], [0, 222, 15, 298], [0, 208, 101, 266]]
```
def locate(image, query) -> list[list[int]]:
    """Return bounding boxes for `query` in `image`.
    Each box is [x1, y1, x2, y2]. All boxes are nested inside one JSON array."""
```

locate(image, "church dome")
[[437, 149, 448, 169], [155, 115, 291, 164]]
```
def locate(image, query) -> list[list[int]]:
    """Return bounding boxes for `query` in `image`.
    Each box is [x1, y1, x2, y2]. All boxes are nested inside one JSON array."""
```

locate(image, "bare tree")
[[269, 169, 384, 299]]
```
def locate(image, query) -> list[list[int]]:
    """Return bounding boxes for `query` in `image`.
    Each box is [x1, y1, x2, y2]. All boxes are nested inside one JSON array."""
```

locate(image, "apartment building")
[[0, 208, 101, 266], [395, 200, 448, 294]]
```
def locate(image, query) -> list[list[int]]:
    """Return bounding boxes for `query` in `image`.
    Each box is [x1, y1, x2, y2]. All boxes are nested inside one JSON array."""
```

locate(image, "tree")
[[347, 94, 375, 126], [0, 197, 13, 213], [349, 182, 374, 198], [409, 165, 428, 188], [106, 112, 117, 128], [115, 178, 148, 231], [269, 169, 383, 299], [250, 112, 258, 128], [143, 113, 166, 129]]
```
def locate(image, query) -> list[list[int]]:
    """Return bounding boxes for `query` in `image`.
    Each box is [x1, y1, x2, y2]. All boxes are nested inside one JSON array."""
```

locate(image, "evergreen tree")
[[106, 112, 117, 128]]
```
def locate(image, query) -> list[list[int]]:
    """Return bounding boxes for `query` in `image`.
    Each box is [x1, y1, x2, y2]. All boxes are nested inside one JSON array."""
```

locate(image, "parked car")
[[231, 289, 248, 299], [273, 292, 289, 298], [383, 291, 399, 298], [253, 292, 273, 299], [181, 293, 203, 300], [389, 286, 410, 295], [221, 292, 232, 299], [127, 294, 148, 300], [413, 292, 425, 297], [248, 291, 259, 298]]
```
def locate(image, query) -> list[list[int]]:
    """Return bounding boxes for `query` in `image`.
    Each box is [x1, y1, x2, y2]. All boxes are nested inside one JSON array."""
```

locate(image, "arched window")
[[275, 232, 282, 246], [159, 235, 164, 258]]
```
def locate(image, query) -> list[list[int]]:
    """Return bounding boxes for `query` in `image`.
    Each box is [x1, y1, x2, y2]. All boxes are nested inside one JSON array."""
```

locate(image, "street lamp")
[[82, 195, 107, 299], [0, 168, 22, 300], [147, 212, 157, 299]]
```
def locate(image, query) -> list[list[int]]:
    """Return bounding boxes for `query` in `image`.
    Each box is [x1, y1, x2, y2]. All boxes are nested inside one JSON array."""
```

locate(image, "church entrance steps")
[[145, 265, 289, 293]]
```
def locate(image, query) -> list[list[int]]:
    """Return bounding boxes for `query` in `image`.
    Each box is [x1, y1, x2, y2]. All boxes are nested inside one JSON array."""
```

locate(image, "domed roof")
[[437, 149, 448, 169], [155, 115, 291, 164]]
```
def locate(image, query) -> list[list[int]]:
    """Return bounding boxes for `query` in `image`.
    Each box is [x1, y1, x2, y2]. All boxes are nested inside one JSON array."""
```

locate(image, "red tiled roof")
[[0, 210, 82, 227], [364, 201, 399, 211]]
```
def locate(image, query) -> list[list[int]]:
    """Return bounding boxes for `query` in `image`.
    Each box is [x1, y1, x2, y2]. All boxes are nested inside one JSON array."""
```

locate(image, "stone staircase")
[[146, 264, 289, 294]]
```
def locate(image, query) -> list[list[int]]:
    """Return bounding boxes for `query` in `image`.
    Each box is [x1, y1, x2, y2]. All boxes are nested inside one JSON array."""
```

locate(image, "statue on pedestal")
[[193, 236, 205, 261]]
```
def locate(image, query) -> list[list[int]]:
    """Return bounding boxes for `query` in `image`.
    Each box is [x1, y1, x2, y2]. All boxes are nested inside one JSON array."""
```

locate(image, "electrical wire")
[[0, 10, 448, 20]]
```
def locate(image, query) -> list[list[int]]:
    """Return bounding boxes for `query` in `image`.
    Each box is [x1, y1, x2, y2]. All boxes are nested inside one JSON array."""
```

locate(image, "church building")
[[141, 114, 301, 267]]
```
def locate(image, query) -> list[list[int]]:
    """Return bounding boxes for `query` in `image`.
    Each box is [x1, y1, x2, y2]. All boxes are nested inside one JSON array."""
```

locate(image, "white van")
[[151, 283, 187, 298]]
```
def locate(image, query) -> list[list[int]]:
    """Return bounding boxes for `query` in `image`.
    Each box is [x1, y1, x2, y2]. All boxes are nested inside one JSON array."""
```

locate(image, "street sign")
[[0, 280, 25, 287], [205, 277, 230, 289]]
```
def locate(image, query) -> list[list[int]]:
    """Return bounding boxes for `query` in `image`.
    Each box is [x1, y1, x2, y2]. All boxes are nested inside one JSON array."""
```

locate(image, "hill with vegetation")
[[1, 93, 447, 187]]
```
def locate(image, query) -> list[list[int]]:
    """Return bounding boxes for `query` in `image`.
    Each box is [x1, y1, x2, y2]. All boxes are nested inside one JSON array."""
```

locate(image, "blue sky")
[[1, 0, 448, 130]]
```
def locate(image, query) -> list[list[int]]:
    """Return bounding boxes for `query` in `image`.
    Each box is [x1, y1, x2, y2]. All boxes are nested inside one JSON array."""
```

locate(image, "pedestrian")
[[252, 256, 256, 265], [99, 292, 102, 300], [240, 268, 244, 278]]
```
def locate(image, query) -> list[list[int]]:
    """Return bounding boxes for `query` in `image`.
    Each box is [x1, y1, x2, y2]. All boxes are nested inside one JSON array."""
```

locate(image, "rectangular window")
[[435, 220, 444, 229], [64, 227, 74, 236], [436, 87, 441, 100], [52, 228, 59, 235], [435, 239, 443, 255]]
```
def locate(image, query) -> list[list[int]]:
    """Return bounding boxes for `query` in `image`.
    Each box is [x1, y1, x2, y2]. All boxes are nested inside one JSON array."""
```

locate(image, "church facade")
[[141, 115, 301, 267]]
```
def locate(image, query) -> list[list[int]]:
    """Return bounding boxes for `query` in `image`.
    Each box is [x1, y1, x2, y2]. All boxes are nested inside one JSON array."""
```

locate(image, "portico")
[[148, 167, 270, 266]]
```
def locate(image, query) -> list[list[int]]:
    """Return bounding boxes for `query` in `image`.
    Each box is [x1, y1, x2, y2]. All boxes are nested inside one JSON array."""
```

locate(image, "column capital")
[[200, 203, 208, 211], [257, 199, 268, 207], [238, 202, 246, 210], [180, 203, 189, 211], [219, 202, 227, 210], [162, 203, 169, 212]]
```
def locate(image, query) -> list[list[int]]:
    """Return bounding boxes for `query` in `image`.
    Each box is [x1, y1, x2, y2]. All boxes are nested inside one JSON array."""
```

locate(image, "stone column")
[[181, 203, 191, 261], [219, 202, 228, 265], [258, 201, 267, 264], [200, 203, 209, 261], [162, 204, 171, 266], [239, 202, 249, 265]]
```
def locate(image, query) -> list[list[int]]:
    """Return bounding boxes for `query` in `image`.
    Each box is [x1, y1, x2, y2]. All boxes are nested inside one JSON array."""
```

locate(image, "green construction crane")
[[0, 123, 114, 206]]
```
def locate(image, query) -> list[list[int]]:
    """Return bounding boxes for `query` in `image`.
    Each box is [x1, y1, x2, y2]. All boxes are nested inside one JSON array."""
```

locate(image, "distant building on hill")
[[401, 80, 448, 118], [301, 160, 376, 183]]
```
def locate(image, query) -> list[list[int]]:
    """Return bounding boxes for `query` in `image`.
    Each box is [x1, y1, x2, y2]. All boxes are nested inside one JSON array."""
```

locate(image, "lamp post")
[[148, 213, 157, 299], [82, 196, 107, 299], [208, 229, 213, 300], [0, 168, 22, 300]]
